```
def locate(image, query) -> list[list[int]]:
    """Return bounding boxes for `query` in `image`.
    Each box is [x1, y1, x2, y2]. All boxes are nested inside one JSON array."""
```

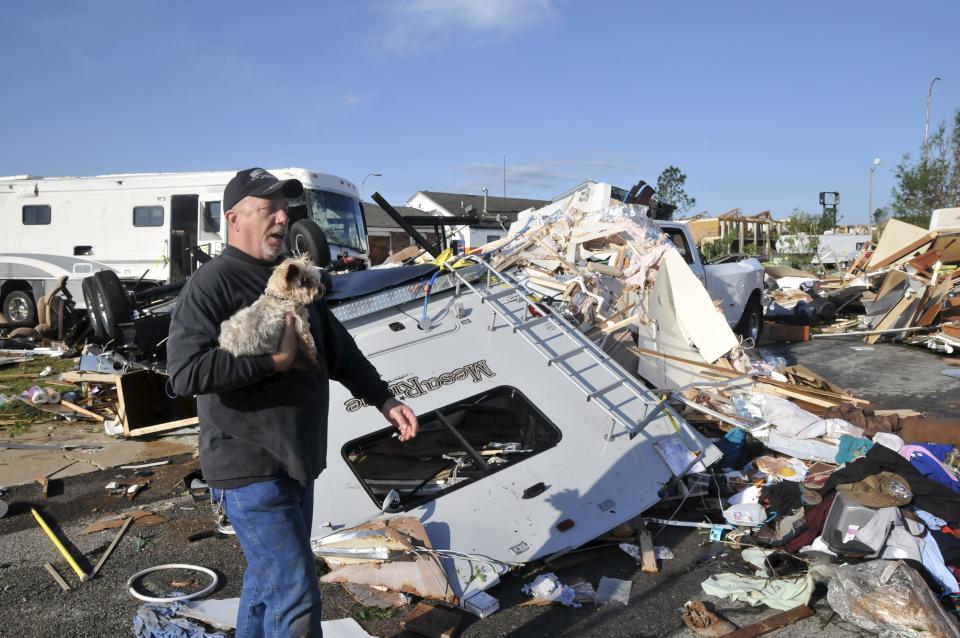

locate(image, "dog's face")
[[266, 257, 323, 304]]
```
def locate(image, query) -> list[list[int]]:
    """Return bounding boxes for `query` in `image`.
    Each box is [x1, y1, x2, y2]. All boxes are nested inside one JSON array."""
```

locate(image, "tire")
[[736, 298, 763, 343], [2, 289, 37, 325], [92, 271, 132, 341], [287, 219, 331, 267], [81, 277, 106, 340]]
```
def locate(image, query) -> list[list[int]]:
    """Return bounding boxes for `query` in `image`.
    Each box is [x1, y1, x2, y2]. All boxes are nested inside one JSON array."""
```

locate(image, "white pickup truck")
[[656, 221, 765, 341]]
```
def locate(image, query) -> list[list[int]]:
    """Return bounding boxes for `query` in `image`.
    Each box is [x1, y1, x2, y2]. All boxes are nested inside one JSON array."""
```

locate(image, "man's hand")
[[271, 314, 298, 373], [381, 398, 418, 442]]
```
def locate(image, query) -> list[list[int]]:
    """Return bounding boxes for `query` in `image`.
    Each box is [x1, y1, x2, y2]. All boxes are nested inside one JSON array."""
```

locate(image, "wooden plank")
[[60, 400, 105, 422], [865, 294, 920, 345], [43, 562, 71, 592], [125, 416, 199, 437], [628, 345, 867, 404], [91, 516, 133, 578], [401, 603, 463, 638], [723, 605, 814, 638], [755, 384, 838, 408], [867, 235, 933, 271], [637, 521, 658, 574], [61, 371, 120, 384]]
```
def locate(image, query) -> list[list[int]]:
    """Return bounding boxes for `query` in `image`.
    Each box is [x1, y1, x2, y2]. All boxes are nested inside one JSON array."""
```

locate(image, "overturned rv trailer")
[[313, 182, 743, 599]]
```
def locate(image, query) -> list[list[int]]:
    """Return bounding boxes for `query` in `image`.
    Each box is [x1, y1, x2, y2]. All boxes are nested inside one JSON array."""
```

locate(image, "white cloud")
[[383, 0, 555, 50], [343, 94, 362, 105], [455, 156, 638, 196]]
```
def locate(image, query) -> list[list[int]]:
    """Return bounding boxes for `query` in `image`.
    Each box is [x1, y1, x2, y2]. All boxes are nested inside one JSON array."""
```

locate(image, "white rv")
[[0, 168, 368, 324]]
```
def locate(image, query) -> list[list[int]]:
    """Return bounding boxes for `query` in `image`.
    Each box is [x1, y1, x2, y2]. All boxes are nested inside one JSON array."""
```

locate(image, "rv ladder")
[[444, 258, 681, 441]]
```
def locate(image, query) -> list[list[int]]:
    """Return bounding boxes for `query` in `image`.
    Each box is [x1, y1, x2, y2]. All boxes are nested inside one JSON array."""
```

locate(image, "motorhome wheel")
[[287, 219, 331, 267], [2, 289, 36, 325]]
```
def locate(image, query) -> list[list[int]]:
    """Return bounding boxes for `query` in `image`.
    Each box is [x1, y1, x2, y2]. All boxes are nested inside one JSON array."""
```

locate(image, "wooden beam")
[[722, 605, 814, 638], [637, 521, 658, 574]]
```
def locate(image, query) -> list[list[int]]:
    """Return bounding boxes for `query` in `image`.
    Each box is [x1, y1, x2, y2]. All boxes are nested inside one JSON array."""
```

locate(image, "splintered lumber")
[[60, 400, 105, 422], [722, 605, 814, 638], [637, 521, 658, 574], [628, 345, 866, 406]]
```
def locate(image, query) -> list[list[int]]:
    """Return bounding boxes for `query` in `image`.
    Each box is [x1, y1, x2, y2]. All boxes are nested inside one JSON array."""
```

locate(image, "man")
[[167, 167, 417, 638]]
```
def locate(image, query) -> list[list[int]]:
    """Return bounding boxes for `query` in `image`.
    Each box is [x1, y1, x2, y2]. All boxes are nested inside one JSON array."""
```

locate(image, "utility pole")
[[924, 76, 941, 163], [868, 158, 880, 222]]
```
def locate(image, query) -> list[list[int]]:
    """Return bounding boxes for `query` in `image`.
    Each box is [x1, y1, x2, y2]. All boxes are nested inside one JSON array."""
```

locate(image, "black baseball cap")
[[223, 167, 304, 212]]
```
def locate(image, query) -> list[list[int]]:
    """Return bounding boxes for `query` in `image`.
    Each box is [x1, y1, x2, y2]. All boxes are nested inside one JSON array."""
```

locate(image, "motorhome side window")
[[203, 201, 221, 233], [343, 386, 561, 511], [133, 206, 164, 227], [22, 205, 51, 225]]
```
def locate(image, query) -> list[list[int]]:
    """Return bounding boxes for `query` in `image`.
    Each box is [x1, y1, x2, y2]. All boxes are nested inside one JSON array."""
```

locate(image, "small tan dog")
[[219, 257, 324, 365]]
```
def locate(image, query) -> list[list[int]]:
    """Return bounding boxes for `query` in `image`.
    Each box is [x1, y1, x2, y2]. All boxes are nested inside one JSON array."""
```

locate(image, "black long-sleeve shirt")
[[166, 245, 393, 487]]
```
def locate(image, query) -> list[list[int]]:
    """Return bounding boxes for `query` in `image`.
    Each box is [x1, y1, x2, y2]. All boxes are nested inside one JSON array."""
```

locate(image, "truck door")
[[170, 194, 199, 282]]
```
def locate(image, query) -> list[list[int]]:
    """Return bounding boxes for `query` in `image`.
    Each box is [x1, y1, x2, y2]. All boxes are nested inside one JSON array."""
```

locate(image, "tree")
[[655, 165, 696, 213], [888, 109, 960, 227]]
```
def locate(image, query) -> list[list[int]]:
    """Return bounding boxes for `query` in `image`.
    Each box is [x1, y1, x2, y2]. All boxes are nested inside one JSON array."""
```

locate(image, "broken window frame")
[[341, 385, 562, 512], [22, 204, 51, 225], [133, 205, 164, 228]]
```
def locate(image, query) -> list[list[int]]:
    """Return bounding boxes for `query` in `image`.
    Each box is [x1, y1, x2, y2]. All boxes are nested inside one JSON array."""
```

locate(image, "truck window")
[[22, 205, 51, 225], [306, 189, 367, 253], [133, 206, 164, 227], [661, 227, 694, 264], [343, 386, 561, 510]]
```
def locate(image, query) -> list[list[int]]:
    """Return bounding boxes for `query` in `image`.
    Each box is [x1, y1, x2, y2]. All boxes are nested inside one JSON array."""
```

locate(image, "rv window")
[[133, 206, 164, 227], [22, 205, 51, 225], [343, 386, 561, 511], [202, 202, 221, 233]]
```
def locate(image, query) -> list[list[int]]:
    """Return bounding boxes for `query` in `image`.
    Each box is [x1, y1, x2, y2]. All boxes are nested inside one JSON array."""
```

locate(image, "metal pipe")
[[371, 192, 441, 258], [811, 323, 943, 338], [32, 508, 87, 582]]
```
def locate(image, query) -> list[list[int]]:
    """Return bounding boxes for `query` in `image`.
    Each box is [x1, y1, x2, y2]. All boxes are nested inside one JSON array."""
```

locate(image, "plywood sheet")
[[867, 219, 930, 268], [659, 249, 738, 363]]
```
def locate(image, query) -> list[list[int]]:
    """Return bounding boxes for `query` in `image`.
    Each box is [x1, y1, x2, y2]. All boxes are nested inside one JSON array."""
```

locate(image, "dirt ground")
[[0, 336, 955, 637]]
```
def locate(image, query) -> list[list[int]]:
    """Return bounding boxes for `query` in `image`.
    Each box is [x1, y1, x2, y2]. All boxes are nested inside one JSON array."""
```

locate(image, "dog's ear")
[[285, 262, 300, 283]]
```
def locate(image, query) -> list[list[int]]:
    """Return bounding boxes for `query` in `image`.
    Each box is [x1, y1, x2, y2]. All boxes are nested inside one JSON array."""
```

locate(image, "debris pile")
[[792, 218, 960, 352]]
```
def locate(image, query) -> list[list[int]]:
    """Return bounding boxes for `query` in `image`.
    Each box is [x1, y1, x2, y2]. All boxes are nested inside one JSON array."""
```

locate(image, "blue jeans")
[[213, 478, 322, 638]]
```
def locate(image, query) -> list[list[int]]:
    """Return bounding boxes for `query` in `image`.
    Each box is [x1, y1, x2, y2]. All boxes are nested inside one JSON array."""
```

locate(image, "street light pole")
[[868, 158, 880, 221], [361, 172, 381, 201], [924, 77, 941, 163]]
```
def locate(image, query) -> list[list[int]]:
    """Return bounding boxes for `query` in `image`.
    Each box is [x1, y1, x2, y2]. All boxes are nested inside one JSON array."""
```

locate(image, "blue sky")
[[3, 1, 958, 223]]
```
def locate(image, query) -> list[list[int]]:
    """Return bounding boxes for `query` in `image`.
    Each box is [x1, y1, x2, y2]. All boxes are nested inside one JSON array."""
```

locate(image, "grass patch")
[[0, 355, 79, 437], [353, 606, 402, 622]]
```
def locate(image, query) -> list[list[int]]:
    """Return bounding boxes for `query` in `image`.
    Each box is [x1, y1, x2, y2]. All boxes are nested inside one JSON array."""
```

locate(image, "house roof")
[[362, 202, 425, 230], [416, 191, 550, 219]]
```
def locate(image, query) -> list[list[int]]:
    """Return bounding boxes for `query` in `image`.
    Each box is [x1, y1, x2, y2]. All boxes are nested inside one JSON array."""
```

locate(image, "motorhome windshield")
[[306, 189, 367, 253]]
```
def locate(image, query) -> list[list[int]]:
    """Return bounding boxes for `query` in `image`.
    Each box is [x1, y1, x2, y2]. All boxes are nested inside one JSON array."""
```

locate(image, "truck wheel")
[[287, 219, 331, 267], [81, 277, 106, 340], [2, 290, 37, 325], [93, 271, 132, 341], [737, 299, 763, 343]]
